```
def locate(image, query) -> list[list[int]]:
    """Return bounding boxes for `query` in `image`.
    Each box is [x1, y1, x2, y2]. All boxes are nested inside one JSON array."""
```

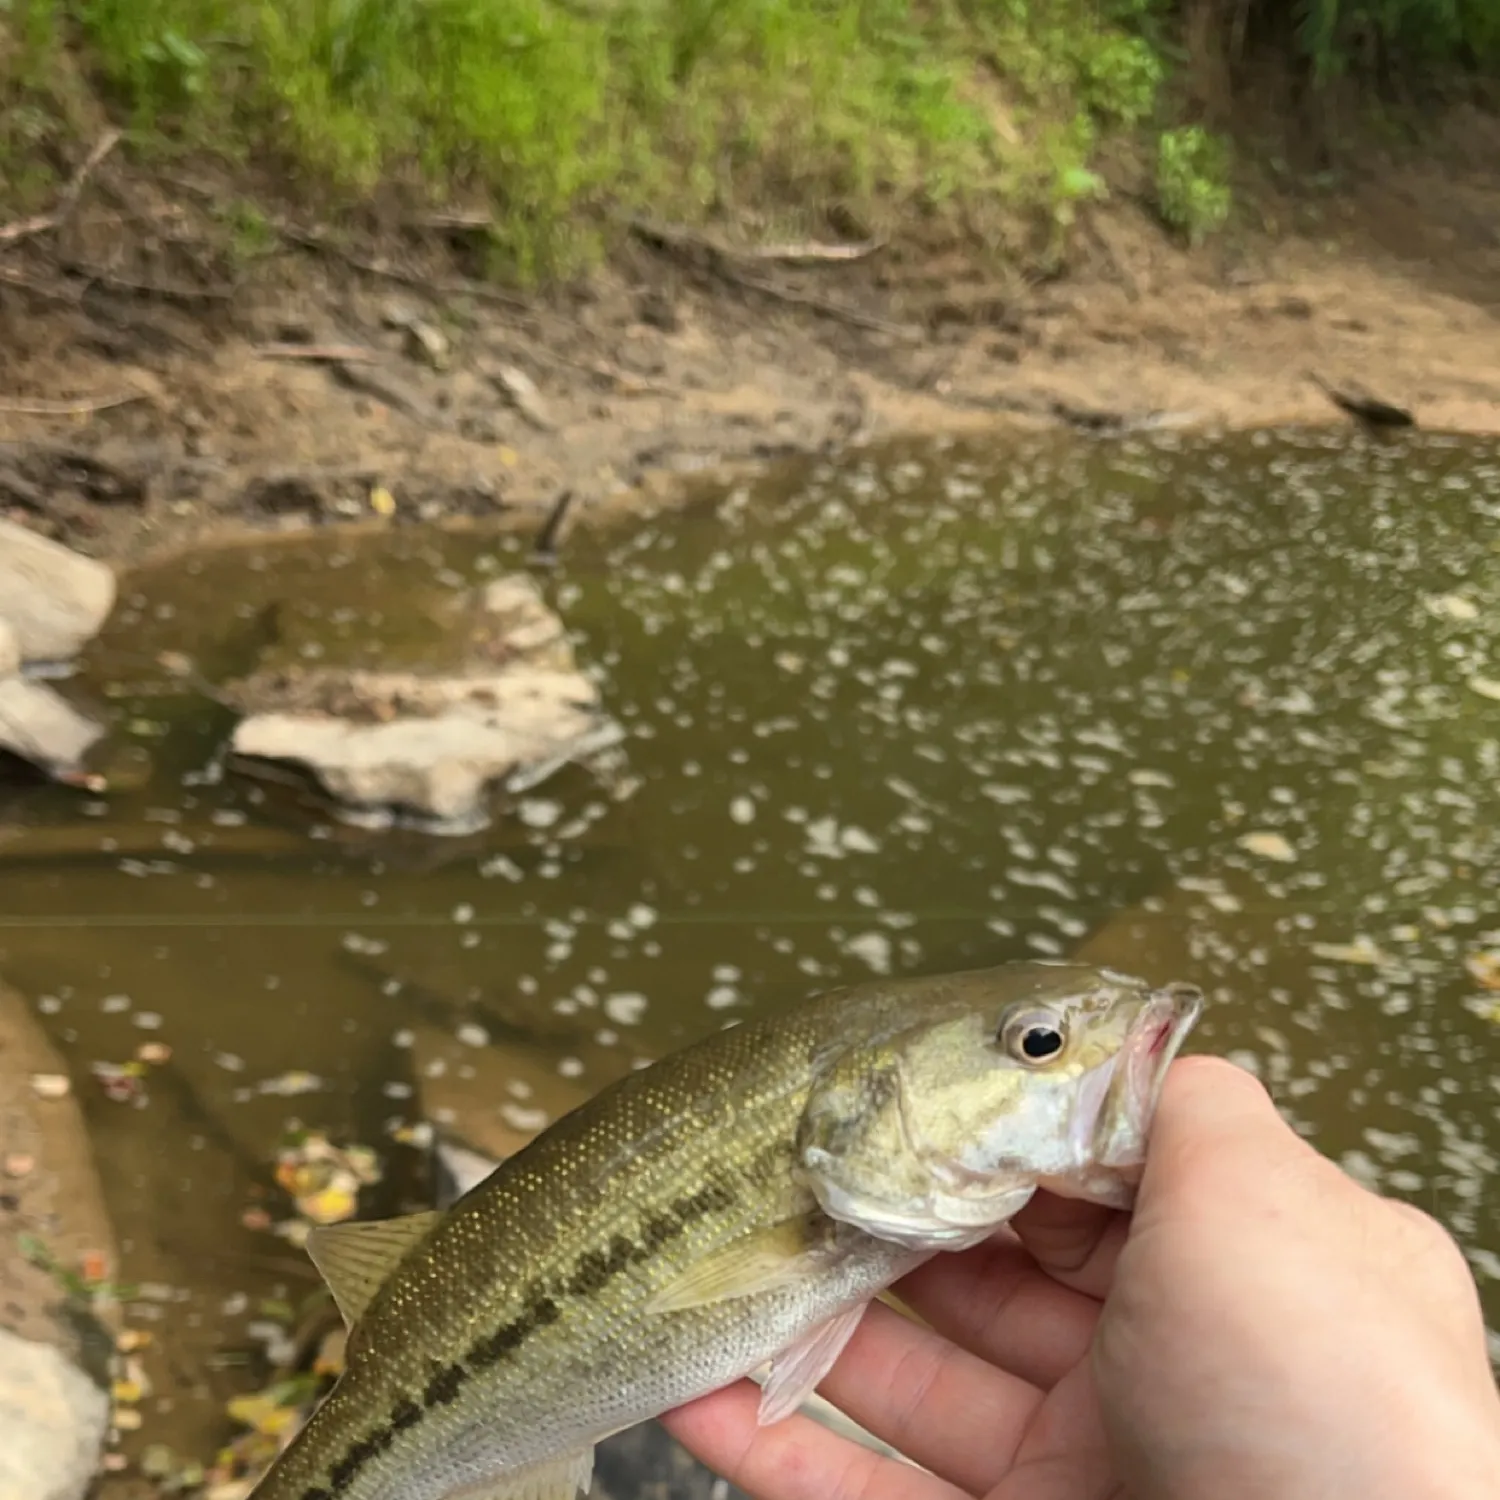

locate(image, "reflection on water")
[[1, 425, 1498, 1446]]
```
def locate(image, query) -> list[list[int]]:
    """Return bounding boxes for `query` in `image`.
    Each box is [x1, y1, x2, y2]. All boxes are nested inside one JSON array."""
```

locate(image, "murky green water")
[[2, 425, 1498, 1456]]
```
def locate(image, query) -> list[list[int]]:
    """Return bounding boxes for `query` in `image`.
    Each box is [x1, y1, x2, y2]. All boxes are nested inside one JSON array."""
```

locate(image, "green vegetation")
[[1, 1, 1496, 280], [1156, 125, 1230, 245]]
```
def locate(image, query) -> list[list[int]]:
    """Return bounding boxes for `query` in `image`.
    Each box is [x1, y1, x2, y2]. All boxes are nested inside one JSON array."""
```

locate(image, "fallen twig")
[[1310, 372, 1415, 429], [629, 217, 915, 338], [256, 342, 379, 364], [0, 390, 151, 417], [65, 261, 237, 303], [719, 266, 917, 339], [331, 361, 442, 426], [629, 217, 884, 267], [0, 128, 121, 247], [276, 221, 534, 312], [0, 464, 49, 512], [531, 489, 576, 568], [0, 268, 85, 306], [746, 237, 886, 264]]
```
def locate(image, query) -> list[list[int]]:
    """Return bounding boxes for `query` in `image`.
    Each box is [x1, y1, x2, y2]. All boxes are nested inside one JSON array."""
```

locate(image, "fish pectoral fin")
[[305, 1209, 443, 1327], [875, 1289, 928, 1326], [646, 1214, 832, 1315], [757, 1301, 867, 1426], [449, 1447, 595, 1500]]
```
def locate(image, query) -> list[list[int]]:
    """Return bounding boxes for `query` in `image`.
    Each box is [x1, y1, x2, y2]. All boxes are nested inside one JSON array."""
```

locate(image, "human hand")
[[661, 1056, 1500, 1500]]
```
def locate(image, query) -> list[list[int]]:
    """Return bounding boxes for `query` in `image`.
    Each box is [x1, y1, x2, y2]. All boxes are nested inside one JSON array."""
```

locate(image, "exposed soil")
[[2, 106, 1498, 571]]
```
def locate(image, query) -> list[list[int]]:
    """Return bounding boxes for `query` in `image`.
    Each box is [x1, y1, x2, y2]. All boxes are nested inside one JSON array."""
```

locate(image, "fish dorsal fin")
[[305, 1210, 443, 1327], [450, 1447, 595, 1500]]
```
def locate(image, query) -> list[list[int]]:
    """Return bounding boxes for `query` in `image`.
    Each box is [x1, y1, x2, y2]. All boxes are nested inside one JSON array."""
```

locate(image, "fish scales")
[[248, 962, 1203, 1500], [257, 981, 931, 1500]]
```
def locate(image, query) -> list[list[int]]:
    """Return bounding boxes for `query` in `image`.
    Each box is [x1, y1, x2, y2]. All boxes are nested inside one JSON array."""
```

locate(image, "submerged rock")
[[0, 1331, 110, 1500], [226, 575, 623, 832], [0, 518, 116, 663], [0, 977, 120, 1498], [0, 677, 108, 783]]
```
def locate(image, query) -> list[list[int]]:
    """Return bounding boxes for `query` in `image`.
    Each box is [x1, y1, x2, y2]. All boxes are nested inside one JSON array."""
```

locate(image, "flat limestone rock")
[[0, 518, 116, 663], [0, 677, 107, 777], [226, 575, 621, 831], [0, 618, 19, 677], [231, 664, 615, 829], [0, 1331, 110, 1500]]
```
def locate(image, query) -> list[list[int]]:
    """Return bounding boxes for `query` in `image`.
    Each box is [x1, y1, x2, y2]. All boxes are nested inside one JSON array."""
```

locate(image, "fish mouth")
[[1083, 981, 1203, 1169]]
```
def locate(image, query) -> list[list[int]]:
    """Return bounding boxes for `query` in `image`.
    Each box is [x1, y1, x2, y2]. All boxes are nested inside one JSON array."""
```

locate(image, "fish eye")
[[999, 1008, 1069, 1066]]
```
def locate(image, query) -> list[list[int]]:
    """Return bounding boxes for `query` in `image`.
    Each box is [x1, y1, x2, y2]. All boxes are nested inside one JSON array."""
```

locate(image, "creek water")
[[2, 424, 1497, 1465]]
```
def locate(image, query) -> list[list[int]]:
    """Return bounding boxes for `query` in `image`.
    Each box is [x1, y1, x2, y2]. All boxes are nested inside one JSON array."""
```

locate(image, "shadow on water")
[[1, 423, 1498, 1463]]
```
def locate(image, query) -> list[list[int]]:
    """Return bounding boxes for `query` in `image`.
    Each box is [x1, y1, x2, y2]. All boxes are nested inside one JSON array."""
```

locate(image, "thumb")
[[1137, 1055, 1331, 1213]]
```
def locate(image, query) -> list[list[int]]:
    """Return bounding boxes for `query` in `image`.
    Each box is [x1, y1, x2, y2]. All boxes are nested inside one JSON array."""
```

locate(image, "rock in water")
[[0, 617, 19, 676], [226, 574, 622, 832], [0, 978, 119, 1499], [0, 1331, 110, 1500], [0, 677, 107, 780], [0, 519, 116, 663]]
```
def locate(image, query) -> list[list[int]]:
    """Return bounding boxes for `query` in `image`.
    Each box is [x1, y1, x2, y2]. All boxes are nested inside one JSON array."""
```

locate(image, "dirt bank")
[[2, 119, 1499, 570]]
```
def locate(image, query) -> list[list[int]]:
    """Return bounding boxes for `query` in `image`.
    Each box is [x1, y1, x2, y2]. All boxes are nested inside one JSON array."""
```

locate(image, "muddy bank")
[[2, 126, 1499, 568]]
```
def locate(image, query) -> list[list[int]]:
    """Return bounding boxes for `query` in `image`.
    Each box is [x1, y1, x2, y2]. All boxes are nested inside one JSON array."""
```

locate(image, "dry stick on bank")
[[274, 220, 537, 314], [0, 129, 122, 247], [1309, 372, 1416, 429], [627, 218, 917, 339], [255, 343, 381, 364], [0, 390, 151, 417]]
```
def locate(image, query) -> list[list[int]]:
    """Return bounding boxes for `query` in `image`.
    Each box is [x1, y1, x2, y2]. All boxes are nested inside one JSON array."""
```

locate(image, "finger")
[[990, 1360, 1119, 1500], [662, 1378, 969, 1500], [817, 1297, 1046, 1495], [1007, 1192, 1131, 1301], [894, 1230, 1104, 1390], [1139, 1055, 1317, 1211]]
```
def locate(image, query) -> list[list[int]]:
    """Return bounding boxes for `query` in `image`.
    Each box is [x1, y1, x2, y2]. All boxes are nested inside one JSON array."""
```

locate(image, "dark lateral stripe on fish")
[[304, 1182, 739, 1500]]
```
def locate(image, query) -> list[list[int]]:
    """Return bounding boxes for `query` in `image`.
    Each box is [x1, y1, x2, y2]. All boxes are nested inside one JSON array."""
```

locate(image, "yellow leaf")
[[370, 485, 396, 516], [1465, 950, 1500, 991], [1310, 938, 1387, 965], [497, 445, 518, 467], [1238, 831, 1297, 862]]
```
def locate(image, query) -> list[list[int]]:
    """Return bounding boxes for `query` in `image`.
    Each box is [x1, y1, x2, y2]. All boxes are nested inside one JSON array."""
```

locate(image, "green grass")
[[3, 0, 1185, 279], [3, 2, 1495, 282]]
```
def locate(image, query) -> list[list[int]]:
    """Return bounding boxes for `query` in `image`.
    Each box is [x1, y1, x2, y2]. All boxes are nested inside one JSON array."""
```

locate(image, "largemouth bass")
[[248, 961, 1201, 1500]]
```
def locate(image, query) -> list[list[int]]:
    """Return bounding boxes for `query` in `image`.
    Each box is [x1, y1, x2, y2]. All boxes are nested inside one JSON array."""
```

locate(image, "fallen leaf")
[[29, 1073, 70, 1099], [1465, 950, 1500, 991], [225, 1394, 300, 1439], [1467, 675, 1500, 701], [1310, 937, 1388, 965], [1238, 831, 1297, 862], [1424, 593, 1479, 621], [369, 484, 396, 517]]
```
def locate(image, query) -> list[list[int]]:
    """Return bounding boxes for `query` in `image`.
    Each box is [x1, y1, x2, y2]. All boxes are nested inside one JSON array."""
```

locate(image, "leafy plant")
[[1155, 124, 1230, 244]]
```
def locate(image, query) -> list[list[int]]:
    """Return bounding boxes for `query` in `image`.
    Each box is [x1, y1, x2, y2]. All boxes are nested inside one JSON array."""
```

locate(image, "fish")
[[247, 960, 1202, 1500]]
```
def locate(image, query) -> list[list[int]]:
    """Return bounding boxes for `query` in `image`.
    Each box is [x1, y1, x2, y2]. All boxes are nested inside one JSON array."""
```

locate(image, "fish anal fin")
[[449, 1447, 595, 1500], [757, 1301, 867, 1425], [305, 1209, 443, 1327], [647, 1214, 832, 1315]]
